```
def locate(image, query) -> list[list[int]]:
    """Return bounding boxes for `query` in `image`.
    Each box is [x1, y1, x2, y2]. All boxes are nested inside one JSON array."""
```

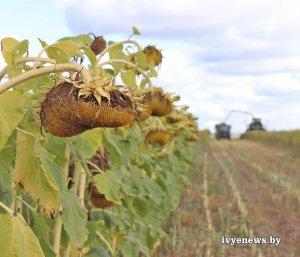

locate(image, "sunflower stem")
[[99, 59, 153, 88], [97, 232, 115, 257], [15, 196, 35, 213], [78, 168, 87, 206], [0, 201, 14, 215], [63, 161, 86, 257], [86, 161, 104, 174], [0, 63, 91, 95], [33, 47, 48, 69], [96, 40, 142, 63], [52, 144, 71, 257], [0, 56, 56, 81]]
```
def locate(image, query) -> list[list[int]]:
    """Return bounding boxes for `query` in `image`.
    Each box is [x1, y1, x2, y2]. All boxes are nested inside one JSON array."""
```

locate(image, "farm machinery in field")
[[246, 118, 265, 131], [215, 123, 231, 139], [215, 110, 266, 140]]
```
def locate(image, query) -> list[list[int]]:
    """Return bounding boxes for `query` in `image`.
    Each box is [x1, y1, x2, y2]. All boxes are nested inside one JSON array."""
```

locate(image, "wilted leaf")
[[1, 37, 28, 65], [81, 45, 97, 66], [1, 37, 19, 64], [14, 40, 29, 59], [61, 189, 88, 247], [149, 66, 158, 77], [0, 214, 45, 257], [58, 34, 93, 46], [134, 51, 147, 67], [38, 39, 82, 63], [58, 34, 96, 65], [13, 132, 59, 213], [121, 69, 137, 89], [132, 26, 141, 35], [0, 91, 27, 151], [108, 44, 127, 73], [139, 78, 148, 90]]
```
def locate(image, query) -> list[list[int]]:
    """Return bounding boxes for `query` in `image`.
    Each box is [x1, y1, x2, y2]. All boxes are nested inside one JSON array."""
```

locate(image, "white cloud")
[[155, 47, 300, 132], [1, 0, 298, 132], [51, 1, 300, 131], [59, 0, 300, 40]]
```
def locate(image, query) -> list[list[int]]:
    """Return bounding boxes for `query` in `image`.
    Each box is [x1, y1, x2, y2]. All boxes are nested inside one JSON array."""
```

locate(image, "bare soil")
[[154, 139, 300, 257]]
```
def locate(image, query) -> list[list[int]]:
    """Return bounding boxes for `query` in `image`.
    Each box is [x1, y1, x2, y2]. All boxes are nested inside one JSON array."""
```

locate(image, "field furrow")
[[158, 139, 299, 257]]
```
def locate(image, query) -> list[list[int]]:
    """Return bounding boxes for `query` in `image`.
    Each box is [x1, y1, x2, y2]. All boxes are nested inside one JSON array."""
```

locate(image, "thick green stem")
[[0, 63, 91, 94]]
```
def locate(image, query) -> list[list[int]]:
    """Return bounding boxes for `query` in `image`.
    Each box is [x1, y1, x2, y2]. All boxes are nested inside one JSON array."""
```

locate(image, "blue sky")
[[1, 0, 300, 133]]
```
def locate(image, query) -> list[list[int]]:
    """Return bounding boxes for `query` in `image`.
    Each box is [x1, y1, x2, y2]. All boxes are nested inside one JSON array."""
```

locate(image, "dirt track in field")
[[154, 139, 300, 257]]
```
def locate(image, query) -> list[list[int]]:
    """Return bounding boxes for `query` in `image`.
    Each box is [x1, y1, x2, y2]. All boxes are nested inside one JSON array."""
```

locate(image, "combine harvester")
[[215, 110, 266, 140], [247, 117, 265, 131]]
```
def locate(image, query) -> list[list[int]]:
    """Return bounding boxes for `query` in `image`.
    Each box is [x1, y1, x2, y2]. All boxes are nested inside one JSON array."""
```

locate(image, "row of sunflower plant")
[[0, 27, 200, 257]]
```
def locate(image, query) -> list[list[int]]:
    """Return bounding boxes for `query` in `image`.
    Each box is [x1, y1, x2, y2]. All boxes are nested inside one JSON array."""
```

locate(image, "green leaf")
[[38, 38, 47, 48], [94, 171, 120, 201], [108, 44, 127, 73], [85, 220, 110, 247], [102, 130, 122, 167], [36, 142, 66, 193], [1, 37, 20, 65], [135, 51, 148, 67], [71, 128, 102, 160], [120, 240, 139, 257], [61, 189, 88, 247], [58, 34, 96, 66], [0, 161, 13, 207], [33, 213, 55, 257], [131, 198, 149, 217], [0, 214, 45, 257], [81, 45, 97, 67], [58, 34, 93, 46], [39, 39, 82, 63], [149, 66, 158, 77], [86, 246, 110, 257], [0, 91, 27, 151], [121, 69, 137, 89], [15, 75, 53, 97], [117, 139, 132, 166], [13, 132, 59, 213], [140, 78, 148, 90], [1, 38, 28, 78], [44, 138, 68, 166], [132, 26, 141, 35], [14, 40, 29, 59]]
